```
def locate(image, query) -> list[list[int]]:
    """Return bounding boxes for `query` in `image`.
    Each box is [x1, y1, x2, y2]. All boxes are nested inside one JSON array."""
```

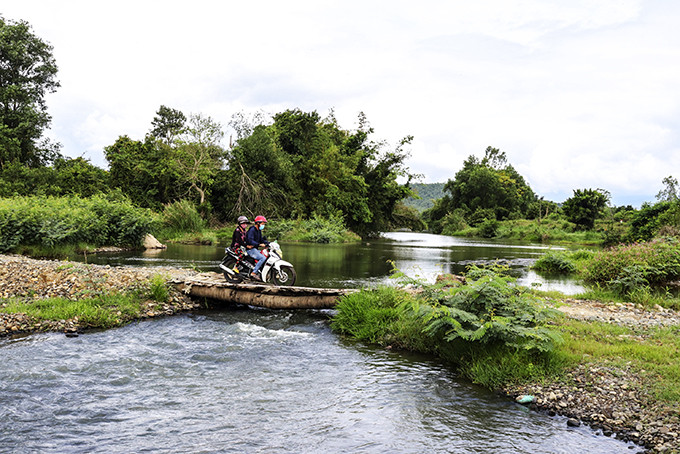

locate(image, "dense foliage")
[[562, 188, 609, 230], [0, 17, 61, 168], [0, 195, 155, 252], [423, 147, 537, 234], [583, 238, 680, 289], [213, 109, 415, 237], [332, 266, 564, 388]]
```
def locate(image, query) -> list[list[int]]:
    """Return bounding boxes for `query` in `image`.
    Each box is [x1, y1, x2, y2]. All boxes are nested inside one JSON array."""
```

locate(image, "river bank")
[[1, 253, 678, 453]]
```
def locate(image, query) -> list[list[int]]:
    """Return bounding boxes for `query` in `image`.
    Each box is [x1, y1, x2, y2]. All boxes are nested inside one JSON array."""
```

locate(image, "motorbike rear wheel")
[[221, 257, 244, 283], [271, 265, 296, 286]]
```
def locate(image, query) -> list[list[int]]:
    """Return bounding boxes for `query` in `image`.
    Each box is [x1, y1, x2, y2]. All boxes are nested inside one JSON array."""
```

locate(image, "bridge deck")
[[171, 272, 357, 309]]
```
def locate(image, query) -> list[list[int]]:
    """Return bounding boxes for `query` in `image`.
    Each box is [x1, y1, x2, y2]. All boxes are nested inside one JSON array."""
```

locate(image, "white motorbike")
[[219, 241, 297, 286]]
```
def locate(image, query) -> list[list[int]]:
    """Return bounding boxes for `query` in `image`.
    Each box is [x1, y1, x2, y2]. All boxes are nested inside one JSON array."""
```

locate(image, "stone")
[[143, 234, 167, 249], [567, 418, 581, 427]]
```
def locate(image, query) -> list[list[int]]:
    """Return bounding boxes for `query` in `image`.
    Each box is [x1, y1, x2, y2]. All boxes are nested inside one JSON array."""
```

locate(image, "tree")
[[149, 105, 186, 145], [104, 135, 180, 208], [656, 176, 679, 202], [171, 113, 226, 205], [0, 17, 60, 168], [562, 188, 609, 230], [431, 146, 536, 230], [213, 109, 415, 236]]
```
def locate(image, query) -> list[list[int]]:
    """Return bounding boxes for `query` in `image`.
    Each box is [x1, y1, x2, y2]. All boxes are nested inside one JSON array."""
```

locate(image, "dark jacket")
[[246, 225, 269, 248], [230, 226, 248, 248]]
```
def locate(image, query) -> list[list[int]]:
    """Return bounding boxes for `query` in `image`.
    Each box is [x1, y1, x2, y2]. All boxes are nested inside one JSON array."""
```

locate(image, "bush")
[[161, 199, 206, 234], [0, 195, 155, 252], [415, 266, 562, 353], [478, 219, 499, 238], [533, 251, 577, 274], [583, 238, 680, 288], [265, 215, 360, 243]]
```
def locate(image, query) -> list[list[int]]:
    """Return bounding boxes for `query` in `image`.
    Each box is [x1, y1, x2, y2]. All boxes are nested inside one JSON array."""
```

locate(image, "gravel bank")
[[0, 254, 202, 336]]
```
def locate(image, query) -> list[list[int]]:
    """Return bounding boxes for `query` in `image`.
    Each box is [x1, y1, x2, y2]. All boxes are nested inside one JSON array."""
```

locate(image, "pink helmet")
[[254, 215, 267, 223]]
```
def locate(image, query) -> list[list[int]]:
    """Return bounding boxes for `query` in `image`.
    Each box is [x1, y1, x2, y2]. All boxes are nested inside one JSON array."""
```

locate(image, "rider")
[[246, 215, 270, 280]]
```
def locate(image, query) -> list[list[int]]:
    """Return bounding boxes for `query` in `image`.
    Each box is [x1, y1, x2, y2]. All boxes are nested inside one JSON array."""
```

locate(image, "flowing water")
[[1, 232, 639, 453], [1, 309, 639, 453]]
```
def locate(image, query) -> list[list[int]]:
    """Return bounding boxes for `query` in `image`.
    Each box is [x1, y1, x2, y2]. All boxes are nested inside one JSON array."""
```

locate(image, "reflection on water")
[[69, 231, 587, 294]]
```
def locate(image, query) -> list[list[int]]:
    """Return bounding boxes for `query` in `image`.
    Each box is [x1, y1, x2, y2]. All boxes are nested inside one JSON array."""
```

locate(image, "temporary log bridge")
[[171, 272, 356, 309]]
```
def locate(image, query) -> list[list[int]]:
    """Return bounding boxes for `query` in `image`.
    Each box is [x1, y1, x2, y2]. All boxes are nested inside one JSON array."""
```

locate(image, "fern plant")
[[415, 266, 562, 353]]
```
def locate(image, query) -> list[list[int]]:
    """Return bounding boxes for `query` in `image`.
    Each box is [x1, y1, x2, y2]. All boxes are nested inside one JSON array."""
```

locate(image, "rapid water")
[[1, 309, 640, 453]]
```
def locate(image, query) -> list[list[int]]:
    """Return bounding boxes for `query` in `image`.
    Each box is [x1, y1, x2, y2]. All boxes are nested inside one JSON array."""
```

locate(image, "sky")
[[3, 0, 679, 207]]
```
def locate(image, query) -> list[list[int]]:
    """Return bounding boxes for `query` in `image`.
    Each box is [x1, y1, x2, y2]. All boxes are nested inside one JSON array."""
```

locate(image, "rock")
[[567, 418, 581, 427], [143, 234, 167, 250], [435, 274, 466, 287]]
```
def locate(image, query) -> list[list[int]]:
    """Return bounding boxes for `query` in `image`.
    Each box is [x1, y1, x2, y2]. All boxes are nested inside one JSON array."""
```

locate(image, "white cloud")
[[3, 0, 679, 206]]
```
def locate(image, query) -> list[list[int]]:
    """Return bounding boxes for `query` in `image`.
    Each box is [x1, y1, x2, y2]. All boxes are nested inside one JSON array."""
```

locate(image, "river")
[[1, 232, 641, 453]]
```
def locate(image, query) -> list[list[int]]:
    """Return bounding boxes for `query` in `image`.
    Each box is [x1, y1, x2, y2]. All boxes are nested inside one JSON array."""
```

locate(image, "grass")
[[0, 273, 172, 330], [558, 318, 680, 402], [0, 293, 143, 329]]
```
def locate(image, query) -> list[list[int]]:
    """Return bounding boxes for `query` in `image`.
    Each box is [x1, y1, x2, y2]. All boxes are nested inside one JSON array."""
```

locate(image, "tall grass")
[[154, 199, 216, 244]]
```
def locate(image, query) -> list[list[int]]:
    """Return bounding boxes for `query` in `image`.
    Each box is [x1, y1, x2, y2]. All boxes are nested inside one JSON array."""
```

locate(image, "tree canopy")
[[424, 146, 536, 233], [562, 188, 609, 230], [214, 109, 414, 236], [0, 16, 60, 168]]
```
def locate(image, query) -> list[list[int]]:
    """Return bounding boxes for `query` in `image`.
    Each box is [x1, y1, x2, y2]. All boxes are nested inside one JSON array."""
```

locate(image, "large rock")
[[143, 234, 167, 249]]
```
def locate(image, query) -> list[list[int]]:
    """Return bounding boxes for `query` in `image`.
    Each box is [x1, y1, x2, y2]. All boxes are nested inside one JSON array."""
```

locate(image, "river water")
[[1, 232, 640, 453]]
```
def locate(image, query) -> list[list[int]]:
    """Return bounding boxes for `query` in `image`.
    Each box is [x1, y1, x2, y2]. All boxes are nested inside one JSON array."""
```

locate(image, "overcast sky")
[[4, 0, 679, 206]]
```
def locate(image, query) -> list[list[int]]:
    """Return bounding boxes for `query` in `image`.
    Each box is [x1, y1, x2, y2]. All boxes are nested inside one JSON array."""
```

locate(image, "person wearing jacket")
[[230, 215, 250, 250], [246, 215, 270, 280]]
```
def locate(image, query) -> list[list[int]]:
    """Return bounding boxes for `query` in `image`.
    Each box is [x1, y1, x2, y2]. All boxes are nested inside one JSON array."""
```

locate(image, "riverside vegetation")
[[331, 263, 680, 453]]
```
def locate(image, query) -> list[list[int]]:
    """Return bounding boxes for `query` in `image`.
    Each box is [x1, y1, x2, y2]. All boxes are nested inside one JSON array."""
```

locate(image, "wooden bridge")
[[171, 272, 357, 309]]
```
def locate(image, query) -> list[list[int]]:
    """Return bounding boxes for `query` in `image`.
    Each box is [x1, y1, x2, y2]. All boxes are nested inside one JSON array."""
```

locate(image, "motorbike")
[[218, 241, 297, 286]]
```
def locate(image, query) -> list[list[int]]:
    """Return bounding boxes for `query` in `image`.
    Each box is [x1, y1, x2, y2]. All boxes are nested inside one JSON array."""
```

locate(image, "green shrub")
[[161, 199, 206, 233], [415, 266, 562, 353], [533, 251, 577, 274], [0, 195, 155, 252], [478, 219, 499, 238], [148, 274, 170, 302], [266, 215, 360, 243], [583, 238, 680, 287]]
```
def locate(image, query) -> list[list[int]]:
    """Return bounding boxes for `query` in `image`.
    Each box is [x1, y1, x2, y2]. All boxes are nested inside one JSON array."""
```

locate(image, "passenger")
[[230, 215, 250, 250], [246, 215, 270, 280]]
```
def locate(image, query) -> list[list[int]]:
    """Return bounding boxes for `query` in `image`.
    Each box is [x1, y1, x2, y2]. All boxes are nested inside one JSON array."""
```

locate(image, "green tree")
[[426, 146, 536, 232], [562, 188, 609, 230], [216, 109, 415, 236], [104, 135, 180, 208], [149, 105, 186, 145], [171, 113, 226, 205], [0, 17, 60, 168]]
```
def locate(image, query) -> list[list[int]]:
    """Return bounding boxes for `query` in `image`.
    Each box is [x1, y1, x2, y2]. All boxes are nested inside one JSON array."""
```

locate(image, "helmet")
[[254, 215, 267, 223], [237, 215, 249, 224]]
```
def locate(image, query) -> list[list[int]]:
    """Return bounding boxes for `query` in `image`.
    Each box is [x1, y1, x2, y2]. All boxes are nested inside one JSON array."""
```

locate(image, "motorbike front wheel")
[[271, 265, 296, 286], [221, 257, 244, 283]]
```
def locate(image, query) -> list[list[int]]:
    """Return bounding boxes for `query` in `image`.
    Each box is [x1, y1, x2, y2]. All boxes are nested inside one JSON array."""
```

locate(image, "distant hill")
[[403, 183, 446, 212]]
